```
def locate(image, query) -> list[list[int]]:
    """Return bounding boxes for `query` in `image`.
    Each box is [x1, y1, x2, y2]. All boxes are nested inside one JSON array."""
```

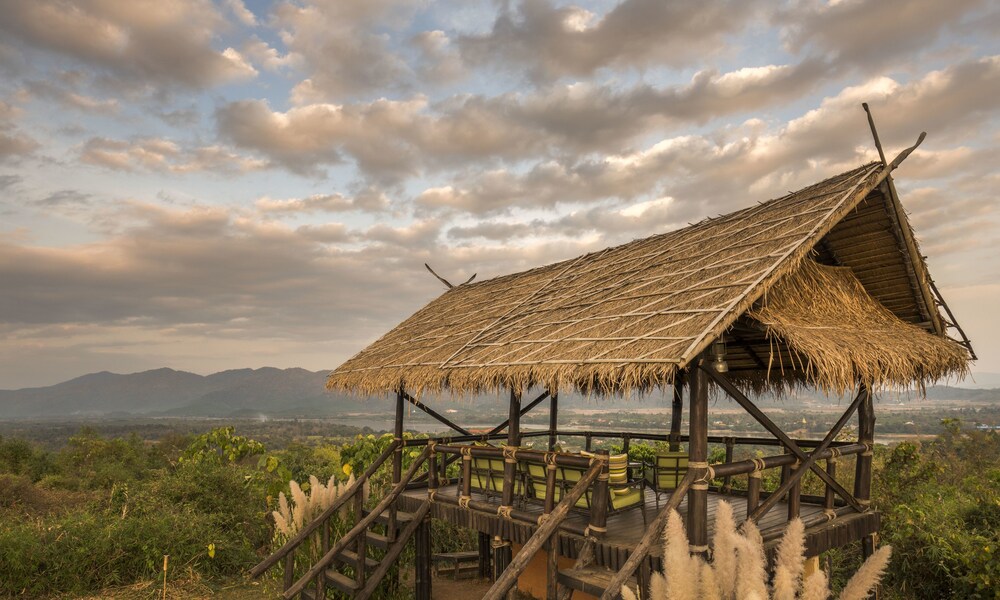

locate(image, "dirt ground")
[[63, 574, 500, 599]]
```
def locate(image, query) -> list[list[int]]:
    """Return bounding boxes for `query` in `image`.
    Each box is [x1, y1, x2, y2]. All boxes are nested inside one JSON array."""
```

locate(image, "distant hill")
[[0, 367, 381, 419], [1, 368, 997, 420]]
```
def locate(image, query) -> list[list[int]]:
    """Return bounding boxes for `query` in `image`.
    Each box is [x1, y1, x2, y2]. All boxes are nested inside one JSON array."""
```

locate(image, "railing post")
[[787, 460, 801, 520], [589, 451, 609, 538], [687, 355, 709, 556], [354, 489, 367, 589], [585, 432, 593, 451], [283, 552, 294, 592], [824, 455, 838, 511], [747, 470, 762, 519], [722, 437, 735, 493]]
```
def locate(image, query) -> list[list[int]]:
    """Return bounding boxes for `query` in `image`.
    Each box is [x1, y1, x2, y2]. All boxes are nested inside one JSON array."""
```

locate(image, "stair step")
[[365, 531, 390, 549], [336, 548, 378, 570], [324, 569, 361, 594], [558, 565, 636, 597], [363, 508, 416, 525]]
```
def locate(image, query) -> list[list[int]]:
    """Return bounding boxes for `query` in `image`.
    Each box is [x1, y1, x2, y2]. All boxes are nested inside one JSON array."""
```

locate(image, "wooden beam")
[[489, 390, 550, 436], [747, 386, 866, 523], [403, 391, 472, 437], [669, 377, 684, 451], [549, 392, 559, 451], [700, 366, 865, 513]]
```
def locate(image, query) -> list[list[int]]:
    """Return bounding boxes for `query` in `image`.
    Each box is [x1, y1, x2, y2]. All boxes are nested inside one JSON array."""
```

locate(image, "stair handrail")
[[282, 445, 432, 599], [482, 456, 606, 600], [249, 439, 401, 578], [599, 469, 697, 600]]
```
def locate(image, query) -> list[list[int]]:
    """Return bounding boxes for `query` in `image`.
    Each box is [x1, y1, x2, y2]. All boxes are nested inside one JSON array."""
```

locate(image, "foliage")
[[179, 426, 266, 465], [871, 423, 1000, 599]]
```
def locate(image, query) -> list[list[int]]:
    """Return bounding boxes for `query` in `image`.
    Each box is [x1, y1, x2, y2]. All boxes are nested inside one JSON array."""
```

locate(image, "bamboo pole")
[[687, 356, 709, 556]]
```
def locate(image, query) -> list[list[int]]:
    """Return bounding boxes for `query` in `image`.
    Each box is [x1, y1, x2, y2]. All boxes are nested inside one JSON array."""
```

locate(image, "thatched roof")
[[329, 159, 971, 396]]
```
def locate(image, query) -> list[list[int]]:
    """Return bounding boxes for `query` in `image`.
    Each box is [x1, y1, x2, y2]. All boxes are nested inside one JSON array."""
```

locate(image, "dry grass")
[[749, 259, 968, 393], [329, 158, 968, 398]]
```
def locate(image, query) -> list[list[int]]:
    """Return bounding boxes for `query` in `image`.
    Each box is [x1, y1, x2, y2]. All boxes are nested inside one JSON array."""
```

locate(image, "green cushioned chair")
[[468, 446, 525, 500], [644, 450, 688, 502], [524, 453, 644, 513]]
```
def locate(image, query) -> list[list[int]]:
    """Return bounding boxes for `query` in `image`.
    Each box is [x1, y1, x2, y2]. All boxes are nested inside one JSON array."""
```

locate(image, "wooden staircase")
[[250, 442, 432, 600]]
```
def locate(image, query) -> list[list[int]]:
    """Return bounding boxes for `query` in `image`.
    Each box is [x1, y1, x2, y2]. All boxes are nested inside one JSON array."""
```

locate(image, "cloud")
[[457, 0, 761, 82], [256, 189, 389, 214], [0, 0, 258, 90], [0, 100, 39, 162], [225, 0, 257, 27], [22, 79, 119, 114], [780, 0, 990, 72], [78, 137, 268, 174], [273, 0, 422, 99]]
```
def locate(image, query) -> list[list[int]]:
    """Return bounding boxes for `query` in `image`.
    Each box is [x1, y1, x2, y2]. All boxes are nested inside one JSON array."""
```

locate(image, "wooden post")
[[479, 532, 492, 580], [585, 432, 593, 451], [824, 458, 837, 511], [687, 357, 709, 556], [855, 385, 875, 560], [546, 538, 559, 600], [415, 515, 432, 600], [589, 449, 610, 538], [747, 471, 762, 519], [390, 389, 405, 542], [669, 377, 684, 451], [548, 392, 559, 451], [854, 386, 874, 509], [788, 461, 801, 520], [496, 387, 521, 586]]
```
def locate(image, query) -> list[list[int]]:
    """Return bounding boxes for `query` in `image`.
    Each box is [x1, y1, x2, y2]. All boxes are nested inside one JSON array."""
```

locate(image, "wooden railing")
[[483, 458, 606, 600], [249, 440, 400, 583], [281, 446, 431, 599]]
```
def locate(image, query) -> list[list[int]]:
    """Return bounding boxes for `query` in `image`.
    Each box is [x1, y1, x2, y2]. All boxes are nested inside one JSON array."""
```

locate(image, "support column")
[[479, 531, 492, 580], [669, 377, 684, 451], [548, 392, 559, 451], [415, 515, 432, 600], [687, 357, 709, 556], [854, 384, 875, 560], [390, 389, 405, 542], [495, 388, 521, 586]]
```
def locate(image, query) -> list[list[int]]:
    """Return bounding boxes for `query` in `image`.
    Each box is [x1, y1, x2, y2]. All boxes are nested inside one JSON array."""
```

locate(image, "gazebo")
[[253, 123, 973, 600]]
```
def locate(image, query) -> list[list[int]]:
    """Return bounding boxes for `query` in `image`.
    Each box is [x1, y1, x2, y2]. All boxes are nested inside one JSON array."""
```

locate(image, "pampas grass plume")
[[773, 518, 805, 600], [712, 501, 738, 598], [801, 571, 830, 600], [838, 546, 891, 600]]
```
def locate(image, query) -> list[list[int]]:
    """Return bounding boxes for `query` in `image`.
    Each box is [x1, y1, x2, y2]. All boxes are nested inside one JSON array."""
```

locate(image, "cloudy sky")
[[0, 0, 997, 389]]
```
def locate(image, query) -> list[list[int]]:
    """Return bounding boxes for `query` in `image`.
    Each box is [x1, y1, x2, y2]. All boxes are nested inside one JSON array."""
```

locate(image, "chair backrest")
[[652, 451, 688, 490]]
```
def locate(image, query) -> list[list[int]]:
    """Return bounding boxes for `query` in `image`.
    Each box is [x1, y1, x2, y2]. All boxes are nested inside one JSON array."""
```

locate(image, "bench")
[[432, 550, 481, 580]]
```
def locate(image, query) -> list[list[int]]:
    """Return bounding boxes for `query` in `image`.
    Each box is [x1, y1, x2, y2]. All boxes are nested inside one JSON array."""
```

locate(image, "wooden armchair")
[[643, 450, 689, 502], [524, 453, 644, 513]]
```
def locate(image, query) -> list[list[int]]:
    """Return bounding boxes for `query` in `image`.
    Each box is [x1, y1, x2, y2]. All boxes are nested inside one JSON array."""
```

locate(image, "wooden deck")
[[399, 483, 879, 570]]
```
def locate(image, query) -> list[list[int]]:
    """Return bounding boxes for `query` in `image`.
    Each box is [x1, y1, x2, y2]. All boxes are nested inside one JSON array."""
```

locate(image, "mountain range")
[[0, 368, 997, 420]]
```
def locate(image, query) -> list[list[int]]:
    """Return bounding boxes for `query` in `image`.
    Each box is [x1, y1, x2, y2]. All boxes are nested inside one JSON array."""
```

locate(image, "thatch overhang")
[[329, 159, 972, 397]]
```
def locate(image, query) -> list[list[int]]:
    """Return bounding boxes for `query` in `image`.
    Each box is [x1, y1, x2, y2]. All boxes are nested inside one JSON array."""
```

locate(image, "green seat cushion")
[[609, 486, 643, 510]]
